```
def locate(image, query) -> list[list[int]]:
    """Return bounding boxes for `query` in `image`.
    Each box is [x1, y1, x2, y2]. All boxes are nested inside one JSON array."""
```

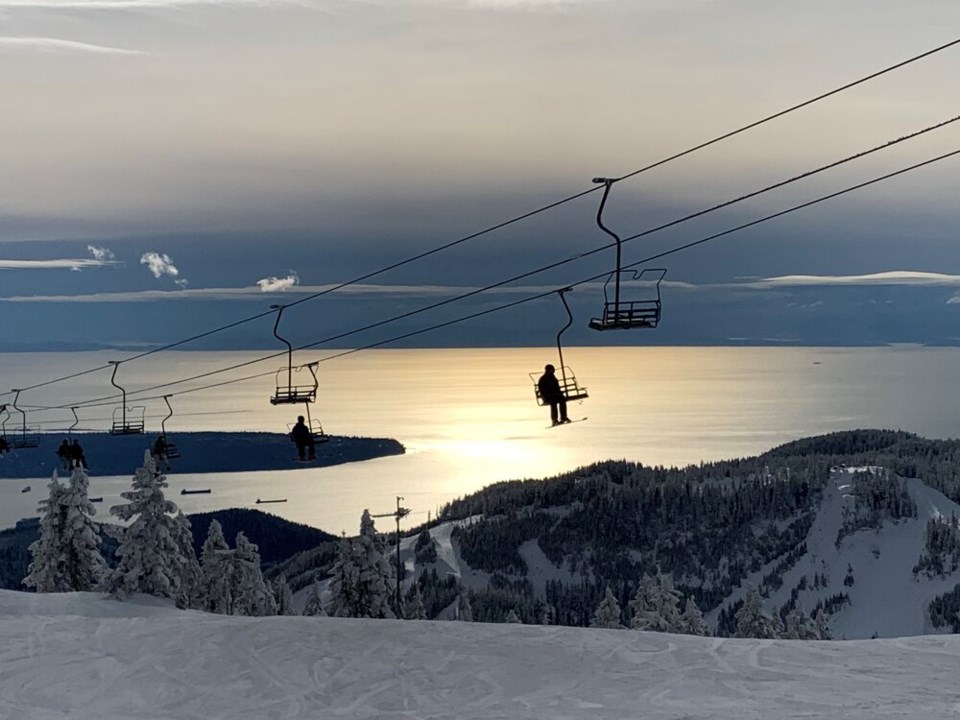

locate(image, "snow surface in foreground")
[[2, 591, 959, 719]]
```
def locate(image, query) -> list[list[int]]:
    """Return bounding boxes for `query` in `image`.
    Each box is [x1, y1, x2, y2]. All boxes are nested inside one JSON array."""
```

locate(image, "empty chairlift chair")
[[158, 395, 181, 460], [269, 305, 319, 406], [587, 177, 667, 331], [529, 288, 589, 407], [9, 390, 40, 449], [108, 361, 145, 435]]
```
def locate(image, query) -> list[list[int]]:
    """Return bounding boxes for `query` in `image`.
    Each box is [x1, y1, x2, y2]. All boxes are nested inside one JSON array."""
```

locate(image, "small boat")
[[255, 498, 287, 504], [89, 497, 103, 503], [180, 488, 212, 495], [20, 486, 30, 493]]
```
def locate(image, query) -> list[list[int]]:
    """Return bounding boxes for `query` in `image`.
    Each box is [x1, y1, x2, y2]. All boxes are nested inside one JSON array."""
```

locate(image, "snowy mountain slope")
[[712, 467, 960, 639], [1, 590, 959, 720]]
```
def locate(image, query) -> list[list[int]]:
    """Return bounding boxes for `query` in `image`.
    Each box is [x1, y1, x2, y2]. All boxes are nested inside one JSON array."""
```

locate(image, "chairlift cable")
[[3, 37, 958, 402], [55, 146, 960, 411]]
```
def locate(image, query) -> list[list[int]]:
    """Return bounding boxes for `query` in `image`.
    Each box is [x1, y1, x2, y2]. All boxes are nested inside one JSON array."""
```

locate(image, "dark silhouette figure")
[[57, 439, 72, 470], [152, 435, 170, 471], [70, 439, 87, 470], [290, 415, 316, 461], [0, 436, 8, 455], [537, 364, 569, 426]]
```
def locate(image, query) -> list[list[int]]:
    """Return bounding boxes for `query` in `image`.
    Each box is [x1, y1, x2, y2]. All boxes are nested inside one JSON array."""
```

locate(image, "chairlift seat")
[[11, 434, 40, 450], [529, 367, 589, 405], [164, 443, 181, 460], [589, 299, 661, 331], [270, 385, 318, 405], [110, 406, 145, 436]]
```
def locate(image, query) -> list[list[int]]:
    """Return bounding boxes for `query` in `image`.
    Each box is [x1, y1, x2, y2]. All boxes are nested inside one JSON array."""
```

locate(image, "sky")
[[1, 0, 960, 350]]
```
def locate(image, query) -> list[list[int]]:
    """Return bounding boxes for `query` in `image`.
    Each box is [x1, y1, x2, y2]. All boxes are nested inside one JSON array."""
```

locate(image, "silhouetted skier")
[[152, 436, 170, 471], [290, 415, 316, 461], [537, 364, 570, 426], [57, 439, 72, 470], [70, 439, 87, 470], [0, 436, 8, 455]]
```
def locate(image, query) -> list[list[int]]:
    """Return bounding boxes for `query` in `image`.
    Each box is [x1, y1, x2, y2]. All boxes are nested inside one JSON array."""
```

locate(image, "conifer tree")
[[328, 510, 396, 619], [734, 587, 781, 639], [457, 591, 473, 622], [273, 574, 297, 616], [303, 576, 326, 617], [106, 452, 190, 599], [231, 532, 276, 616], [813, 609, 832, 640], [680, 596, 709, 636], [199, 519, 233, 614], [629, 574, 682, 632], [171, 512, 200, 609], [23, 475, 69, 592], [403, 583, 427, 620], [590, 586, 625, 629], [783, 608, 818, 640], [505, 608, 522, 623]]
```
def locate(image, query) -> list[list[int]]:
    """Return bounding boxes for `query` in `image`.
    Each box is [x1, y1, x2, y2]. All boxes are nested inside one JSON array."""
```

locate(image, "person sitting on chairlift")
[[57, 439, 72, 469], [538, 364, 570, 426], [0, 436, 9, 455], [290, 415, 316, 461], [152, 435, 170, 471], [70, 439, 87, 470]]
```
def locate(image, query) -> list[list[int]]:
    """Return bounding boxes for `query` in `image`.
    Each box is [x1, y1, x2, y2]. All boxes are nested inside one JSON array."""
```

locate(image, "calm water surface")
[[2, 347, 959, 534]]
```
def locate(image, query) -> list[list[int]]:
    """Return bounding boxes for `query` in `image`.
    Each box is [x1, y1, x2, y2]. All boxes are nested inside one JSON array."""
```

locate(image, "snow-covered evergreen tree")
[[590, 586, 625, 629], [273, 574, 297, 616], [403, 583, 427, 620], [171, 512, 200, 609], [680, 597, 709, 636], [106, 452, 190, 600], [327, 510, 396, 619], [25, 468, 107, 593], [734, 587, 782, 639], [629, 574, 682, 632], [302, 576, 326, 617], [783, 608, 818, 640], [231, 532, 276, 616], [23, 475, 69, 592], [505, 608, 522, 623], [457, 591, 473, 622], [814, 608, 832, 640], [198, 519, 233, 614]]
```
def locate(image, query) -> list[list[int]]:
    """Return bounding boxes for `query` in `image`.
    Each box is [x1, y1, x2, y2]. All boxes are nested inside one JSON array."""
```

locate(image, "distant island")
[[0, 432, 405, 478]]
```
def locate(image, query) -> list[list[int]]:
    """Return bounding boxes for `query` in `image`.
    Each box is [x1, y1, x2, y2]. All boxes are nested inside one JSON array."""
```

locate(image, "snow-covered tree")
[[457, 591, 473, 622], [273, 574, 297, 616], [403, 583, 427, 620], [505, 608, 522, 623], [231, 532, 276, 616], [813, 609, 832, 640], [24, 468, 107, 593], [303, 576, 326, 617], [783, 608, 818, 640], [629, 574, 682, 632], [171, 512, 200, 609], [680, 597, 709, 636], [735, 587, 782, 639], [106, 452, 191, 600], [199, 519, 233, 614], [328, 510, 396, 619], [590, 586, 625, 629]]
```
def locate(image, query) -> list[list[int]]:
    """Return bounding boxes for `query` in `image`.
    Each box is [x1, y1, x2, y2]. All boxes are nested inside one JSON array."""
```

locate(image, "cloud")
[[0, 37, 145, 55], [140, 251, 180, 279], [0, 0, 326, 8], [86, 245, 115, 261], [746, 271, 960, 289], [0, 258, 117, 270], [947, 296, 960, 305], [257, 272, 299, 292]]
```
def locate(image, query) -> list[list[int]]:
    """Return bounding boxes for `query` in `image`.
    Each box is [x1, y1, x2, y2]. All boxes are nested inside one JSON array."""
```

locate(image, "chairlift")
[[0, 404, 9, 453], [108, 361, 145, 435], [286, 399, 328, 446], [10, 390, 40, 449], [588, 177, 667, 331], [158, 395, 181, 460], [269, 305, 318, 405], [528, 288, 589, 405], [68, 407, 79, 439]]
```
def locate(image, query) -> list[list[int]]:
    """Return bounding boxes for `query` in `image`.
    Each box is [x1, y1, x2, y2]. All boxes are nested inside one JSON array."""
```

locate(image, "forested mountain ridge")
[[425, 430, 960, 638]]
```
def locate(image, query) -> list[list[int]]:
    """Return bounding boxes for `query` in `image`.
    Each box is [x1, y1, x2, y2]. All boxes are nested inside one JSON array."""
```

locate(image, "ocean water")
[[2, 346, 960, 535]]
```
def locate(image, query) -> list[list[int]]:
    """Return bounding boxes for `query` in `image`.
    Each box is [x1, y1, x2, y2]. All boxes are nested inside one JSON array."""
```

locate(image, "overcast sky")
[[1, 0, 959, 350]]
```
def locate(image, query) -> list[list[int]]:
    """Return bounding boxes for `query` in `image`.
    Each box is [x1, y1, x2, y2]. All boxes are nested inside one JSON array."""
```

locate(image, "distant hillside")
[[0, 508, 333, 590], [0, 432, 404, 478], [406, 430, 960, 639]]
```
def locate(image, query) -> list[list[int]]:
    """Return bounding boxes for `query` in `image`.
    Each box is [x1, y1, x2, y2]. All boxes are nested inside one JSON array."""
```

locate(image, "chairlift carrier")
[[286, 389, 328, 446], [159, 395, 181, 460], [269, 305, 319, 405], [588, 177, 667, 331], [108, 361, 145, 435], [529, 288, 589, 405], [68, 407, 79, 439], [10, 390, 40, 449]]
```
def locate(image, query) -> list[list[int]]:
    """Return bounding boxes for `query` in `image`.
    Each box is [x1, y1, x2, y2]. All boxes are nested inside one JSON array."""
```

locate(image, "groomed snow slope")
[[2, 591, 959, 719]]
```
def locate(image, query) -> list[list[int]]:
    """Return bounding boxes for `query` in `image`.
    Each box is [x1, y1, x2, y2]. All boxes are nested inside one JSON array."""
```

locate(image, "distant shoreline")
[[0, 432, 405, 479]]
